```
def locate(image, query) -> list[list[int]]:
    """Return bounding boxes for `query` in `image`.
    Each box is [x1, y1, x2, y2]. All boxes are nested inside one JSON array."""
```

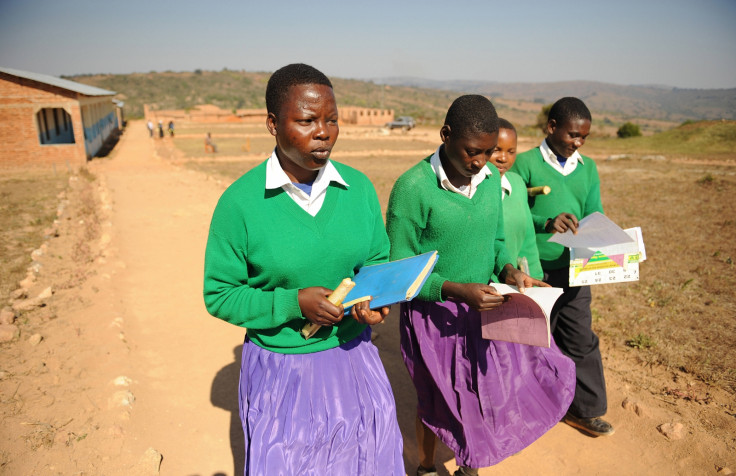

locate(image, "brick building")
[[336, 106, 393, 126], [0, 67, 122, 168]]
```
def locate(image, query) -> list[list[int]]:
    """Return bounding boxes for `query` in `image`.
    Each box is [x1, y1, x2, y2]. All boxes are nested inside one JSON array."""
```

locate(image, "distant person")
[[386, 95, 575, 476], [168, 120, 175, 137], [203, 63, 404, 475], [146, 120, 154, 138], [488, 118, 544, 279], [204, 132, 217, 153], [511, 97, 613, 437], [157, 120, 164, 138]]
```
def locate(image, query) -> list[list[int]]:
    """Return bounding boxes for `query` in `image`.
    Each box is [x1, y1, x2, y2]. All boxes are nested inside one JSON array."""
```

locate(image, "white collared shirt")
[[539, 139, 585, 176], [500, 174, 512, 200], [265, 150, 349, 216], [429, 147, 491, 199]]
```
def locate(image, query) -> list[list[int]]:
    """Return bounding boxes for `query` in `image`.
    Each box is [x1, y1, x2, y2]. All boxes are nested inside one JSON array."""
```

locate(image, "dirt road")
[[2, 121, 733, 475]]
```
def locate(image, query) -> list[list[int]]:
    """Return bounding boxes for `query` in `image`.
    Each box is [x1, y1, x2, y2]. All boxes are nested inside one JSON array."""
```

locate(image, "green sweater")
[[503, 172, 544, 280], [511, 148, 604, 270], [203, 159, 390, 354], [386, 157, 512, 302]]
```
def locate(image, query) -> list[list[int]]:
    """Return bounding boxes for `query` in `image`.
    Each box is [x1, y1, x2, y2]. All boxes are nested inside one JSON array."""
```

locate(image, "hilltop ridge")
[[67, 70, 735, 127]]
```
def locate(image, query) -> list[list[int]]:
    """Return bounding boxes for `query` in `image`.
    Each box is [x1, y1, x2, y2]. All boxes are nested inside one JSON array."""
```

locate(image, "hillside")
[[379, 77, 736, 122], [67, 70, 734, 129], [66, 70, 458, 124]]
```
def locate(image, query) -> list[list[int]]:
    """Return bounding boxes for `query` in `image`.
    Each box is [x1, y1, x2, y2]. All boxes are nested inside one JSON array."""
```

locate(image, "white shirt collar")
[[264, 149, 348, 216], [500, 174, 512, 200], [265, 149, 348, 190], [429, 146, 491, 199], [539, 139, 584, 176]]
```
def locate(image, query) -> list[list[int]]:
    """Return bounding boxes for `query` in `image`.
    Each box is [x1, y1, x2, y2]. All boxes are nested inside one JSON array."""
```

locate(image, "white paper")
[[624, 227, 646, 261], [492, 284, 564, 318], [547, 212, 635, 249]]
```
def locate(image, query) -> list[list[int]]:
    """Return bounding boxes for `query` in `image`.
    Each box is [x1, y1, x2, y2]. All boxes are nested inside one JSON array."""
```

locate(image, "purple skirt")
[[401, 300, 576, 468], [239, 327, 404, 476]]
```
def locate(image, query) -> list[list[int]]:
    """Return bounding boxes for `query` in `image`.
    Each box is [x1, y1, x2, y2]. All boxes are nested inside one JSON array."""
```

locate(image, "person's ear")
[[545, 119, 557, 136], [440, 124, 451, 144], [266, 113, 278, 137]]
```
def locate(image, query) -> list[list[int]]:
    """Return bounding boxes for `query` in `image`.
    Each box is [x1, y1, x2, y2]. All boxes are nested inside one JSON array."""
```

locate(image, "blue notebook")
[[342, 250, 439, 311]]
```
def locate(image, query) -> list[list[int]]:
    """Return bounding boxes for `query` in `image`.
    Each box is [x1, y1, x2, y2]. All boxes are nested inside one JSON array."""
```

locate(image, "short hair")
[[444, 94, 498, 137], [497, 117, 516, 134], [266, 63, 333, 116], [548, 97, 591, 125]]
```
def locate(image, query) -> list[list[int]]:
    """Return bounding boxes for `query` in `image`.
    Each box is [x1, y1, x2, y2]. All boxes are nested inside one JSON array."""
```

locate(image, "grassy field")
[[171, 120, 736, 393]]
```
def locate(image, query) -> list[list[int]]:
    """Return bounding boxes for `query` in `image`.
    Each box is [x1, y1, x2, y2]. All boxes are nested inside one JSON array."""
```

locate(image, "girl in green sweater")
[[488, 118, 544, 280], [387, 95, 574, 476], [203, 64, 403, 475]]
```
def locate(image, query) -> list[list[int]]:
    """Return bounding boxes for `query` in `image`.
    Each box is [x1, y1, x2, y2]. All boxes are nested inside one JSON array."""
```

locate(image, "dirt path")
[[92, 123, 246, 475], [3, 121, 733, 475]]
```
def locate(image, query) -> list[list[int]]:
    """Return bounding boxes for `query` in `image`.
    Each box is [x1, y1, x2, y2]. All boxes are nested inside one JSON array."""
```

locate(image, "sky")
[[1, 0, 735, 89]]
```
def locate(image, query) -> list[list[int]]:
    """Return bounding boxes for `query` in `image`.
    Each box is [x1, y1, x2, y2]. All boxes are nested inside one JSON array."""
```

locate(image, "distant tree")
[[535, 103, 553, 132], [617, 122, 642, 138], [194, 69, 203, 75]]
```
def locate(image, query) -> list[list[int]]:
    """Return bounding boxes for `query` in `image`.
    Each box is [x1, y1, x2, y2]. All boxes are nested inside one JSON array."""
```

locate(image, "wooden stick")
[[301, 278, 356, 339], [527, 185, 551, 197]]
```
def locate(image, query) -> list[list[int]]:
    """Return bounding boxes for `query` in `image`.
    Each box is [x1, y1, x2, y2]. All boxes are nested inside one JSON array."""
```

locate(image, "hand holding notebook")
[[302, 251, 439, 339]]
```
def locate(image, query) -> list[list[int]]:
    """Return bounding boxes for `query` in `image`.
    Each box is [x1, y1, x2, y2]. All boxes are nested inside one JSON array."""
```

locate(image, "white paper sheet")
[[491, 284, 564, 318], [547, 212, 635, 249]]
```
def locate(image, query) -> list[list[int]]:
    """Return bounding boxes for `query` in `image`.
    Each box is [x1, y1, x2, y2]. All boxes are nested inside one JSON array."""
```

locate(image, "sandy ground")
[[1, 121, 734, 475]]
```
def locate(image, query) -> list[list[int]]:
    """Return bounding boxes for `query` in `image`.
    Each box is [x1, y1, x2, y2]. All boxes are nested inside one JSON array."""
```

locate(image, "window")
[[37, 108, 75, 145]]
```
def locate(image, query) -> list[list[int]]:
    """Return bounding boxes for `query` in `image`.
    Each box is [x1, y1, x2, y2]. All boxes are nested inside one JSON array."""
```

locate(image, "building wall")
[[339, 107, 394, 125], [145, 104, 268, 124], [0, 73, 116, 168], [144, 104, 394, 126]]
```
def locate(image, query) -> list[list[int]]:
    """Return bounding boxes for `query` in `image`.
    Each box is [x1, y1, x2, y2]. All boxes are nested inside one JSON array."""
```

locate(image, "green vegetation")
[[585, 120, 736, 160], [617, 121, 642, 138], [625, 333, 655, 349]]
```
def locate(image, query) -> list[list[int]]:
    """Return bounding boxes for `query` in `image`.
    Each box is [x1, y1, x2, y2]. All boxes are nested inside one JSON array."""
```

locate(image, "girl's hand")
[[350, 300, 390, 325], [502, 265, 550, 292], [298, 287, 344, 326], [442, 281, 505, 312], [545, 212, 579, 234]]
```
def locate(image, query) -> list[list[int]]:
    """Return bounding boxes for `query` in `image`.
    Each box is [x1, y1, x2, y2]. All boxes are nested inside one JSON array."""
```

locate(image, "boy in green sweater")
[[511, 97, 613, 437]]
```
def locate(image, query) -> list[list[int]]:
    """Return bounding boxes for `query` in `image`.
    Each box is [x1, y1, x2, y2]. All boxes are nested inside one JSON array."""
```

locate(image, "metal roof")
[[0, 66, 116, 96]]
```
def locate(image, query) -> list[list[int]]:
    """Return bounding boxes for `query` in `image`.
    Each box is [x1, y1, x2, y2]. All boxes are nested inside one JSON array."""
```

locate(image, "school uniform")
[[511, 140, 608, 418], [501, 172, 544, 280], [387, 149, 575, 468], [204, 151, 404, 475]]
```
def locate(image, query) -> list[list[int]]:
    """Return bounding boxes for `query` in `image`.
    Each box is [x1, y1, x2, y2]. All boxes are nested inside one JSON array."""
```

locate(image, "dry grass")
[[0, 170, 68, 303]]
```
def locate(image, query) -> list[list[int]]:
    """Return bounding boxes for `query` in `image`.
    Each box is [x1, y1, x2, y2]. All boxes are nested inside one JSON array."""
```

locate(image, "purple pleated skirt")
[[239, 327, 404, 476], [401, 299, 576, 468]]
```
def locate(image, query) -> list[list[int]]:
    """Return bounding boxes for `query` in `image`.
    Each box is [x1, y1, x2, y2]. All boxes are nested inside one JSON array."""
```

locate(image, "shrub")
[[617, 122, 642, 138], [535, 103, 553, 132]]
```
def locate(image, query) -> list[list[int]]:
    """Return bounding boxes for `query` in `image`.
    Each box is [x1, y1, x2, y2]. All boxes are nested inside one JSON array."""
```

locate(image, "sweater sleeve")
[[203, 195, 302, 330], [492, 195, 513, 279], [520, 210, 544, 280], [583, 160, 604, 217], [364, 180, 391, 268], [386, 173, 447, 302]]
